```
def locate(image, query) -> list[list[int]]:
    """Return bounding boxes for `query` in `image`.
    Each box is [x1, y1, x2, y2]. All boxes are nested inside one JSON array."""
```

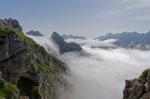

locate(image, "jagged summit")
[[0, 18, 22, 32], [51, 32, 83, 54], [0, 19, 69, 99], [26, 30, 43, 36], [51, 32, 65, 42]]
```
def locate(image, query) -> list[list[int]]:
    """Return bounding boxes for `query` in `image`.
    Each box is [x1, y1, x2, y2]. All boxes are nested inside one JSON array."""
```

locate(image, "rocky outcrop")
[[0, 18, 22, 32], [0, 19, 69, 99], [26, 30, 43, 36], [123, 69, 150, 99], [51, 32, 82, 54]]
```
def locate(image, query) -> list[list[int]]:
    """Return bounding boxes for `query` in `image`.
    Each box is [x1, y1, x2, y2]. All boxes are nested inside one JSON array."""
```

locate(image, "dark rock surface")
[[0, 19, 69, 99], [51, 32, 82, 54], [26, 30, 43, 36], [0, 18, 22, 32], [123, 69, 150, 99]]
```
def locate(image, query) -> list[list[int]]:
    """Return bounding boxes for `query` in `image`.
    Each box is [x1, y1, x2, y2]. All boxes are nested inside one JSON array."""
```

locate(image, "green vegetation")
[[32, 86, 42, 99], [15, 31, 28, 41], [0, 22, 12, 37], [0, 82, 17, 98], [0, 23, 28, 41], [37, 63, 59, 73], [37, 63, 59, 80], [37, 64, 50, 73], [28, 41, 39, 50], [139, 68, 150, 82], [0, 27, 10, 37]]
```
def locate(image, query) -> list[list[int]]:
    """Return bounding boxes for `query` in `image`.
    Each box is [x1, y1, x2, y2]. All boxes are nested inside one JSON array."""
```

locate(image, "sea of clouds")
[[29, 36, 150, 99]]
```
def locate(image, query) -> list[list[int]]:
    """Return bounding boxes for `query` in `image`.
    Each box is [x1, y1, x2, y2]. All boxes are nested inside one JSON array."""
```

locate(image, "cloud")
[[27, 35, 60, 55], [60, 47, 150, 99], [65, 38, 117, 48], [30, 36, 150, 99]]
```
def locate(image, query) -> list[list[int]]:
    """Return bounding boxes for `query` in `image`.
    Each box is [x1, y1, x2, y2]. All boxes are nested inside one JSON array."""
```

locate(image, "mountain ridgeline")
[[62, 34, 86, 40], [26, 30, 43, 36], [51, 32, 83, 54], [0, 18, 69, 99], [96, 32, 150, 50]]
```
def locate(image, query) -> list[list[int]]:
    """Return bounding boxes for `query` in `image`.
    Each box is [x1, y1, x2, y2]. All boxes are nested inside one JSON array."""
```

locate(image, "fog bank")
[[30, 36, 150, 99], [60, 47, 150, 99]]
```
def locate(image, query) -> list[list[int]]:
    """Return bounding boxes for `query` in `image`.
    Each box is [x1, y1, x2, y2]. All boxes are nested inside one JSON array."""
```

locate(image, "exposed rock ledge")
[[0, 18, 69, 99], [123, 69, 150, 99]]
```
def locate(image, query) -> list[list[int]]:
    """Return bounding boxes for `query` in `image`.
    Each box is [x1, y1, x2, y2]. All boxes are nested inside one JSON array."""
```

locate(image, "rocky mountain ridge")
[[51, 32, 83, 54], [0, 18, 69, 99]]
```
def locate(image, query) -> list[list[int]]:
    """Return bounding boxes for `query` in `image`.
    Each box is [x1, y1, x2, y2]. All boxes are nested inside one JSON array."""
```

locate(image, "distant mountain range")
[[26, 30, 43, 36], [26, 30, 83, 54], [62, 34, 86, 40], [96, 31, 150, 50], [26, 30, 150, 50]]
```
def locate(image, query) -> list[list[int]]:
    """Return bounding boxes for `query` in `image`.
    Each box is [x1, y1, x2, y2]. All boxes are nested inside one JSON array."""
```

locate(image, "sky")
[[0, 0, 150, 36]]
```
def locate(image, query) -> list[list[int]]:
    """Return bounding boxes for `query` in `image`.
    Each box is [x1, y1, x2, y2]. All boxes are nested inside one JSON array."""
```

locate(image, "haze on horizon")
[[0, 0, 150, 36]]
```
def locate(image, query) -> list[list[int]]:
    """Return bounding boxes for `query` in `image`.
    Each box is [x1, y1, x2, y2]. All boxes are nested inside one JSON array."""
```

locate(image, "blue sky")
[[0, 0, 150, 36]]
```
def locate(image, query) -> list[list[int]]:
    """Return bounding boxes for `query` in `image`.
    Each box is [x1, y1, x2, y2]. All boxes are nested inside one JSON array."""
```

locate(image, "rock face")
[[51, 32, 82, 54], [123, 69, 150, 99], [26, 30, 43, 36], [0, 19, 69, 99], [0, 18, 22, 32]]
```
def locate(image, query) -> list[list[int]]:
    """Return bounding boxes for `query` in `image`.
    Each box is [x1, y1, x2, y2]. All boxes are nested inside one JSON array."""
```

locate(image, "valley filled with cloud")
[[31, 36, 150, 99]]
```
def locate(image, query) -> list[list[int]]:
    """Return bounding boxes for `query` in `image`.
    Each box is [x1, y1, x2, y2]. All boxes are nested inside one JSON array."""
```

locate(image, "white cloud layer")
[[60, 47, 150, 99], [30, 36, 150, 99]]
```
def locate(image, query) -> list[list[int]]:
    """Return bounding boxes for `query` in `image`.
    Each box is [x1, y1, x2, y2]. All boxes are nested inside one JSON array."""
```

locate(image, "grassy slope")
[[0, 82, 17, 98], [0, 22, 67, 99]]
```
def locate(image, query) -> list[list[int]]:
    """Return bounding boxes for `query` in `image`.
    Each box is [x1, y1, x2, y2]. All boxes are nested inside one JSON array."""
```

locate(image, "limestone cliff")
[[123, 69, 150, 99], [0, 18, 69, 99]]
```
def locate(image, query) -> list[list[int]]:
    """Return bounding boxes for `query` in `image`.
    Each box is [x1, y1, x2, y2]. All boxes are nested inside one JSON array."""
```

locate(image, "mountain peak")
[[51, 32, 82, 54], [26, 30, 43, 36], [0, 18, 22, 32], [0, 19, 69, 99], [51, 32, 64, 41]]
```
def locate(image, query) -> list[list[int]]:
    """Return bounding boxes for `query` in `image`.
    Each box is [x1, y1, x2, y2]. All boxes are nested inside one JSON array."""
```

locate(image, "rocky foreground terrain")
[[0, 18, 69, 99], [123, 69, 150, 99]]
